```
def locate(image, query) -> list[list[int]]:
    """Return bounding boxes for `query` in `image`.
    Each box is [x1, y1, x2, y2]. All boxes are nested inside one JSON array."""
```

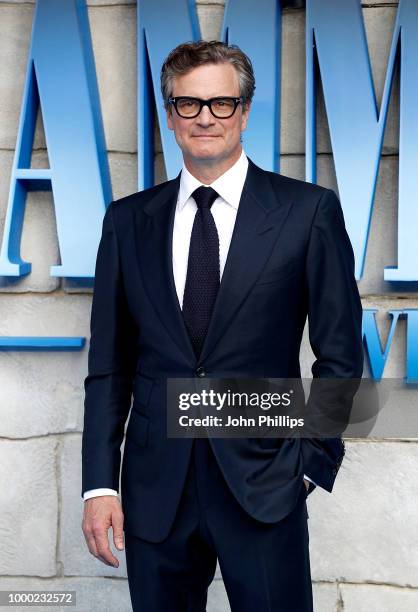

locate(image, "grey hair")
[[160, 40, 255, 111]]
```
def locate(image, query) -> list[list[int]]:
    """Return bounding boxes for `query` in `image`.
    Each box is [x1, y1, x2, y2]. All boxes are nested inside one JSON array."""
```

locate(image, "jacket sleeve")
[[81, 202, 138, 497], [301, 188, 364, 493]]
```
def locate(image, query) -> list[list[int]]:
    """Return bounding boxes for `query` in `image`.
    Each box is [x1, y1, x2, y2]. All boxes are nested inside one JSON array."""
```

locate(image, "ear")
[[166, 106, 174, 131], [240, 102, 251, 132]]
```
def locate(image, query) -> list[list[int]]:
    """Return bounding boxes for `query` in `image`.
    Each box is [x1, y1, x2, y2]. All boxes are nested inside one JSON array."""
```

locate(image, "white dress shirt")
[[83, 149, 316, 501]]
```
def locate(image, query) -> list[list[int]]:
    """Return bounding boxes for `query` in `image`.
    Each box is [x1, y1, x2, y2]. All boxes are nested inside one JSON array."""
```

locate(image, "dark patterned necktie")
[[182, 186, 220, 358]]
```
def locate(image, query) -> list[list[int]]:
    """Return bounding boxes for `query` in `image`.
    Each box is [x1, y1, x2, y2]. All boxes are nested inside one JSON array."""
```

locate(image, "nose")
[[196, 104, 215, 126]]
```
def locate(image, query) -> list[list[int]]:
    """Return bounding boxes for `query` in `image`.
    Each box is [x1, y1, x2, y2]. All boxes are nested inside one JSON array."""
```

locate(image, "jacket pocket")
[[133, 373, 155, 407], [254, 259, 297, 287], [126, 409, 150, 447]]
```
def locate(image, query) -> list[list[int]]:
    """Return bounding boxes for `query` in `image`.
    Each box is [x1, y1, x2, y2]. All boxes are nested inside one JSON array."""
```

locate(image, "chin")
[[190, 145, 222, 160]]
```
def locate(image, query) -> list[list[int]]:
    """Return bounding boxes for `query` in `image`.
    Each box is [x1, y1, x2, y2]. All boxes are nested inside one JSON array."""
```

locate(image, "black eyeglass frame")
[[167, 96, 244, 119]]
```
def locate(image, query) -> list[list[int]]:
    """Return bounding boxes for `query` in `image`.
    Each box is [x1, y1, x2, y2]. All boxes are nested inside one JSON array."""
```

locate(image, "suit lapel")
[[134, 175, 197, 365], [198, 158, 295, 364], [134, 158, 295, 367]]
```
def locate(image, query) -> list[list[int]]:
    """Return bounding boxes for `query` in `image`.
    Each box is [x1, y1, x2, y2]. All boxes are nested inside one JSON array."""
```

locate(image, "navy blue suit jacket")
[[82, 158, 364, 542]]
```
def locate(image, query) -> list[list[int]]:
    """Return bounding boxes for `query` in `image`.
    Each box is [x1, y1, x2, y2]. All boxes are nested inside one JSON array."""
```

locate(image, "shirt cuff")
[[303, 474, 317, 486], [83, 488, 118, 501]]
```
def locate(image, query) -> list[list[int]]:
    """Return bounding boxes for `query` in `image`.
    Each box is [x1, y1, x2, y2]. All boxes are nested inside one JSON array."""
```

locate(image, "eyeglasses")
[[167, 96, 243, 119]]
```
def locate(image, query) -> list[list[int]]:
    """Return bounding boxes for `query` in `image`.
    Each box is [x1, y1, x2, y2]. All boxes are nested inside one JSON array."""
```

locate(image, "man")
[[81, 41, 363, 611]]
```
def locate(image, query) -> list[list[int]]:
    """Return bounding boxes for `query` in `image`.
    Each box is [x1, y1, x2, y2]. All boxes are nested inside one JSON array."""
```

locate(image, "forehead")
[[171, 62, 240, 97]]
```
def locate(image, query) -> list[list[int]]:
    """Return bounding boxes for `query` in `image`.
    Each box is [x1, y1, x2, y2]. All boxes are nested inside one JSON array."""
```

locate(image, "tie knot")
[[192, 186, 219, 209]]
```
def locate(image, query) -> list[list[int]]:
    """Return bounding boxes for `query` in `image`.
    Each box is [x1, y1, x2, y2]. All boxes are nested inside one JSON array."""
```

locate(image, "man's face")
[[166, 62, 250, 166]]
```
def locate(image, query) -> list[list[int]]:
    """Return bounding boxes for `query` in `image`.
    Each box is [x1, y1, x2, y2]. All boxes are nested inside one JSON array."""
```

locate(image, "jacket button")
[[332, 468, 337, 475], [195, 367, 206, 378]]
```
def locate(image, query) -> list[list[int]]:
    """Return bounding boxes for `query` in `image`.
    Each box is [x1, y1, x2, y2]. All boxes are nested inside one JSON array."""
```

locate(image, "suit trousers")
[[125, 436, 313, 612]]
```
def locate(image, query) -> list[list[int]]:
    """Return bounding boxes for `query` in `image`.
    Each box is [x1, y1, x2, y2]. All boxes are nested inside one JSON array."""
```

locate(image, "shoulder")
[[248, 158, 330, 203], [103, 179, 178, 234], [251, 161, 340, 222], [264, 166, 331, 204], [109, 180, 174, 215]]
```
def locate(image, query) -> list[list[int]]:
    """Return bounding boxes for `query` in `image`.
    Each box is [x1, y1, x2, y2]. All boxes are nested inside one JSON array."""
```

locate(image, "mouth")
[[192, 135, 220, 138]]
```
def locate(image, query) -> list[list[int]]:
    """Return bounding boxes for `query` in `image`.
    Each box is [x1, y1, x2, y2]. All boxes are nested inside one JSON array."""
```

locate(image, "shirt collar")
[[177, 149, 249, 211]]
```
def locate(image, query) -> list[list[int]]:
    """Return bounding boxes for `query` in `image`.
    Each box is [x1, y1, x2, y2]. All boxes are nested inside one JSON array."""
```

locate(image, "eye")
[[213, 98, 234, 108], [177, 98, 198, 109]]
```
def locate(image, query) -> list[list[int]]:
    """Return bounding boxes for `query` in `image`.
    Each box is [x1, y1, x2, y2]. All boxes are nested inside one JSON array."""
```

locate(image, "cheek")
[[175, 127, 189, 144], [172, 119, 192, 142], [225, 122, 242, 141]]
